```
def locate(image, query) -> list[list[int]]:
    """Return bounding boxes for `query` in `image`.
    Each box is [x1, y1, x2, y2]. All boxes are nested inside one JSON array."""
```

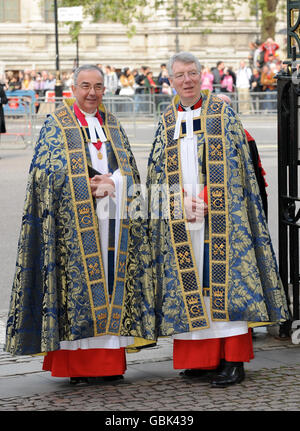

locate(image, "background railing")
[[0, 89, 278, 149]]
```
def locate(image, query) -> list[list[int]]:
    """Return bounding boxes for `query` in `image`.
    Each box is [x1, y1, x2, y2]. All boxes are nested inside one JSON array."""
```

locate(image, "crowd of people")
[[1, 37, 282, 114], [1, 64, 172, 97], [199, 38, 282, 113]]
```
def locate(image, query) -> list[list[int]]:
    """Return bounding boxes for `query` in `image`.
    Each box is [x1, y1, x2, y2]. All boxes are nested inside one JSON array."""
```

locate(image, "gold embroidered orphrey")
[[52, 99, 135, 337], [162, 92, 230, 330]]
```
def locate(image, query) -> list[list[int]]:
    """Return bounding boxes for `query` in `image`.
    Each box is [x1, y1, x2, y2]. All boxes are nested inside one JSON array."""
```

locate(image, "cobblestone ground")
[[1, 309, 300, 412], [1, 364, 300, 411]]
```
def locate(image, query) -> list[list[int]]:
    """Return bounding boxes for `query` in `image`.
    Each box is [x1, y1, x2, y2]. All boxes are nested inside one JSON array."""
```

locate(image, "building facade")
[[0, 0, 287, 75]]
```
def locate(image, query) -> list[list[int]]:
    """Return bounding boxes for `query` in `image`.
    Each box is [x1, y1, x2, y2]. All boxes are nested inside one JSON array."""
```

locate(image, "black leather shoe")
[[210, 361, 245, 388], [180, 359, 226, 379], [180, 369, 212, 378], [102, 375, 124, 382], [69, 377, 89, 385]]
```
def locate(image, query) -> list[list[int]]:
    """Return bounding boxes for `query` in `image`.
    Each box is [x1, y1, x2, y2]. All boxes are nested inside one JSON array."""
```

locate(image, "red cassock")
[[42, 348, 126, 377], [173, 330, 254, 370]]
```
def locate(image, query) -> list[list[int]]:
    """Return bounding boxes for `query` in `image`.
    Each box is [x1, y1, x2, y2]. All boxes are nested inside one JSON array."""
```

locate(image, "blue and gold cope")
[[5, 99, 155, 355], [147, 91, 289, 337]]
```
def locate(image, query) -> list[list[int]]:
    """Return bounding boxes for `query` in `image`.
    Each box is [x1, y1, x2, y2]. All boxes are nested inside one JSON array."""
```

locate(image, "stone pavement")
[[1, 311, 300, 412]]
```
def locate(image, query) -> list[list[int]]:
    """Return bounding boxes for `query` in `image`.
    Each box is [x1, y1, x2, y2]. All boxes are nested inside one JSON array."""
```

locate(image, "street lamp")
[[54, 0, 63, 99]]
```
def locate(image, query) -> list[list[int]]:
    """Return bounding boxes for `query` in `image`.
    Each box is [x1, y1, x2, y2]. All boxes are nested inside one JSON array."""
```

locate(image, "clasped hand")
[[184, 193, 208, 223], [90, 173, 115, 198]]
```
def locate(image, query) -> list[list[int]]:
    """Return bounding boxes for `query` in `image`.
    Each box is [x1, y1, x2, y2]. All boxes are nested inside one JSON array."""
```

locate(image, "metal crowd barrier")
[[0, 90, 278, 149], [235, 90, 277, 115], [0, 95, 35, 148]]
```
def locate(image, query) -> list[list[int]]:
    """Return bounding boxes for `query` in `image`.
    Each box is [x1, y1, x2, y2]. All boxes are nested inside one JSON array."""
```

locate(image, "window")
[[0, 0, 20, 22]]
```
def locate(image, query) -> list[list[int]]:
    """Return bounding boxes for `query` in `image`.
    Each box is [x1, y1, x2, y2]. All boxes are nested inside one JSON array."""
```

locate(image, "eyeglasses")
[[77, 83, 104, 92], [173, 71, 200, 81]]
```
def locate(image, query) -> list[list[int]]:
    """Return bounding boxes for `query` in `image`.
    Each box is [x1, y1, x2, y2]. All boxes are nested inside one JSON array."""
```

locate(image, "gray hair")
[[73, 64, 104, 85], [167, 52, 201, 76]]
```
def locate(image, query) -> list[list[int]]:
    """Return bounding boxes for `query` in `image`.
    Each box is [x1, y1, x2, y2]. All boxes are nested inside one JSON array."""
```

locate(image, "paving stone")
[[1, 324, 300, 411]]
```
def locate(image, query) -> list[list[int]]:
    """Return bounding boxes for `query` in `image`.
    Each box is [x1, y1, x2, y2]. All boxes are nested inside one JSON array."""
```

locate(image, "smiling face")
[[169, 61, 201, 106], [72, 69, 105, 113]]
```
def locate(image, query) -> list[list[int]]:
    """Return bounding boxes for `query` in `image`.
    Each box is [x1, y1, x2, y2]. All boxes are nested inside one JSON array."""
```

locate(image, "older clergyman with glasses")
[[5, 64, 155, 384], [146, 52, 289, 387]]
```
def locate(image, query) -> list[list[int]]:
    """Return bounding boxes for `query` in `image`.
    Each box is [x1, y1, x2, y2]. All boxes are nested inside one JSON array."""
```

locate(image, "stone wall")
[[0, 0, 287, 74]]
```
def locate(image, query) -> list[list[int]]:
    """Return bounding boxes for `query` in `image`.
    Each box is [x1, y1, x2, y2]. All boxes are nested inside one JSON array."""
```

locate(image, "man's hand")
[[90, 173, 115, 198], [184, 194, 208, 223]]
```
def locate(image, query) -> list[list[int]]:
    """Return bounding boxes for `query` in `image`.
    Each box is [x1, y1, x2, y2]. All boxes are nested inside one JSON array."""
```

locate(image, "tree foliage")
[[58, 0, 282, 42]]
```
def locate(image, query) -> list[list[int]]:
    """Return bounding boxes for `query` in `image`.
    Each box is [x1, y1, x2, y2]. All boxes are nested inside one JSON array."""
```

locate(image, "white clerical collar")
[[180, 105, 192, 111], [179, 98, 202, 111], [79, 108, 97, 117], [77, 107, 107, 143], [174, 107, 201, 140], [174, 97, 203, 140]]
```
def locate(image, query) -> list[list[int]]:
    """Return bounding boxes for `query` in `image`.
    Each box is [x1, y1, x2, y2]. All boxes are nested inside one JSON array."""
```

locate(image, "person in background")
[[134, 65, 149, 113], [236, 60, 252, 114], [259, 38, 280, 65], [119, 67, 135, 96], [7, 72, 21, 92], [200, 66, 214, 92], [260, 64, 277, 111], [211, 61, 224, 92], [249, 67, 262, 113], [220, 67, 234, 93], [21, 72, 35, 91], [0, 80, 8, 151], [145, 71, 158, 94], [45, 72, 56, 91], [104, 65, 118, 95], [158, 68, 171, 91], [157, 63, 168, 83]]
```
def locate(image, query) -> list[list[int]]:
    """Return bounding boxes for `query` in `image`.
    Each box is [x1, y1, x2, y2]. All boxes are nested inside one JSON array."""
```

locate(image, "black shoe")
[[216, 358, 226, 372], [180, 368, 217, 379], [210, 361, 245, 388], [102, 375, 124, 382], [69, 377, 89, 385]]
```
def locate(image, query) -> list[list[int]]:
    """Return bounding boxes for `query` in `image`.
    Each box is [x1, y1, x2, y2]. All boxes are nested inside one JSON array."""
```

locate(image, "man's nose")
[[183, 73, 192, 82], [88, 85, 97, 95]]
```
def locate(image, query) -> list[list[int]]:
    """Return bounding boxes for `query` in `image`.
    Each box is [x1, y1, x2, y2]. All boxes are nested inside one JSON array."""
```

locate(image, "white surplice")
[[60, 110, 134, 350], [173, 106, 248, 340]]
